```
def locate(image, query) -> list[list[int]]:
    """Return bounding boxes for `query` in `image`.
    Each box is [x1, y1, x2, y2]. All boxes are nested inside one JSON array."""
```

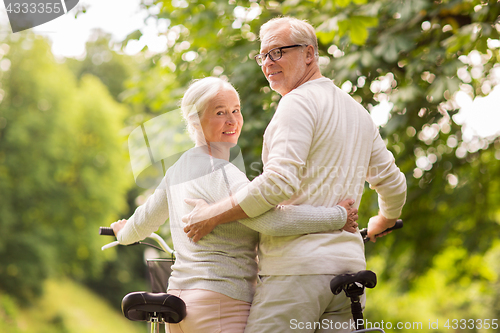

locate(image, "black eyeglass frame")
[[254, 44, 307, 66]]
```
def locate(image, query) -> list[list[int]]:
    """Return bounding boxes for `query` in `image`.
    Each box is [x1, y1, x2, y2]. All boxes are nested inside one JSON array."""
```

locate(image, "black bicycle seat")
[[330, 270, 377, 295], [121, 292, 186, 323]]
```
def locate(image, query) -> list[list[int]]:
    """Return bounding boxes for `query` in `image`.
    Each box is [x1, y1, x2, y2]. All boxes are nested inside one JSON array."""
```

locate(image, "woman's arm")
[[184, 197, 357, 240], [183, 164, 358, 240], [113, 177, 170, 245], [239, 203, 350, 236]]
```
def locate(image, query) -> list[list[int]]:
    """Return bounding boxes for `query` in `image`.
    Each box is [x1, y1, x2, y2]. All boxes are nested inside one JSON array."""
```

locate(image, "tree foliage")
[[66, 29, 135, 101], [0, 33, 132, 302]]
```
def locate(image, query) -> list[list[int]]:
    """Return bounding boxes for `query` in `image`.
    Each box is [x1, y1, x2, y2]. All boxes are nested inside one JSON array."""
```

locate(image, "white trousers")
[[244, 275, 366, 333]]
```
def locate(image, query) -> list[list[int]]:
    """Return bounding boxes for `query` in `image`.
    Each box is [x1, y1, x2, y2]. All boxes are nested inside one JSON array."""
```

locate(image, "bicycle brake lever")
[[360, 219, 403, 243]]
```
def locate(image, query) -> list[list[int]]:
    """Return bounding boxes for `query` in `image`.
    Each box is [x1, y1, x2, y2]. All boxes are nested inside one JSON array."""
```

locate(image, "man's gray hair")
[[181, 77, 239, 142], [259, 17, 319, 62]]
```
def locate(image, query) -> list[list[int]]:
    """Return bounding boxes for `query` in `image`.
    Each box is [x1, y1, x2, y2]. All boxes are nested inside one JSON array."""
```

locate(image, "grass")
[[2, 278, 143, 333]]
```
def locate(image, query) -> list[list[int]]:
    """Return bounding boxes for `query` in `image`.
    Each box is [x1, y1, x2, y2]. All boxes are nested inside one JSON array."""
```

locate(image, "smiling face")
[[199, 88, 243, 146], [259, 24, 311, 96]]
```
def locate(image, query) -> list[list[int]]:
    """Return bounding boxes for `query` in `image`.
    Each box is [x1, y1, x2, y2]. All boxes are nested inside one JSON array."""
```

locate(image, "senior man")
[[183, 17, 406, 333]]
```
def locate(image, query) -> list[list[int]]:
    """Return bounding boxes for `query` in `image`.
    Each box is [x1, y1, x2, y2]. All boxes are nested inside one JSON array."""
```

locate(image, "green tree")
[[59, 28, 152, 305], [66, 29, 136, 101], [0, 33, 132, 302]]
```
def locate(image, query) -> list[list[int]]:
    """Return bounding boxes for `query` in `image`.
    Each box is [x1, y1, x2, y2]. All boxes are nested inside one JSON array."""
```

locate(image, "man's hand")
[[111, 219, 127, 237], [337, 199, 358, 233], [183, 198, 217, 242], [366, 212, 397, 243]]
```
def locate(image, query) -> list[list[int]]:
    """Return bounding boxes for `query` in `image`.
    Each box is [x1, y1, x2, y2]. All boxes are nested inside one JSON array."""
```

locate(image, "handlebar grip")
[[99, 227, 115, 236], [360, 219, 403, 243]]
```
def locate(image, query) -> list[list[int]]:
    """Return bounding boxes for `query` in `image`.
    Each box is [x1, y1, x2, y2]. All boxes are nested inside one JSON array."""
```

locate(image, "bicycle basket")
[[147, 258, 174, 293]]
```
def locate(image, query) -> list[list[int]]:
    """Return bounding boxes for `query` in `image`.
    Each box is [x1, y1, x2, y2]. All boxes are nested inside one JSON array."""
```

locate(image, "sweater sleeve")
[[117, 177, 170, 245], [239, 204, 347, 236], [367, 131, 407, 219], [221, 162, 348, 236]]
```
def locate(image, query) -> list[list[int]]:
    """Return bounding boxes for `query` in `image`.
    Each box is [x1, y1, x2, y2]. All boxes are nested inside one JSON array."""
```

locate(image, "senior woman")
[[111, 77, 358, 333]]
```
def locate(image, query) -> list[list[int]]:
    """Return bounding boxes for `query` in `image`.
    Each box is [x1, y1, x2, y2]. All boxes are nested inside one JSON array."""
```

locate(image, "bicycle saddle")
[[121, 292, 186, 323], [330, 270, 377, 295]]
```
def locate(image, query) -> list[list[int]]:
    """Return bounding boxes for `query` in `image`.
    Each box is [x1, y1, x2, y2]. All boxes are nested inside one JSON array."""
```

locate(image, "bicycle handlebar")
[[99, 227, 115, 236], [99, 227, 175, 254], [359, 219, 403, 243]]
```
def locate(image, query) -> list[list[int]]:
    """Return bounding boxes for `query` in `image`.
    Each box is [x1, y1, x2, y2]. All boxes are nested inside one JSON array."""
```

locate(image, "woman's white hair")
[[259, 17, 319, 62], [181, 77, 239, 143]]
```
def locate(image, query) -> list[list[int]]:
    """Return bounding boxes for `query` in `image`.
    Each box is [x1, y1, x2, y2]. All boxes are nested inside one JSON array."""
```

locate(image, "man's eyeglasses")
[[254, 44, 307, 66]]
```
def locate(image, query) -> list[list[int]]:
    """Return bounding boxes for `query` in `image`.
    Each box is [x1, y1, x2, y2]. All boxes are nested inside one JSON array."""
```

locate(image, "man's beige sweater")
[[235, 77, 407, 276]]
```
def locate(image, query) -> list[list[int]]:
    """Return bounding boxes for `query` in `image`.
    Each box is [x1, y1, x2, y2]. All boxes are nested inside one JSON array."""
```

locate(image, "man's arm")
[[366, 131, 407, 242], [182, 196, 247, 242]]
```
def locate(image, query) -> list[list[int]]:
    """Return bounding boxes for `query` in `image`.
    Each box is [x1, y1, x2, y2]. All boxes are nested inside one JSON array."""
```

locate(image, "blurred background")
[[1, 0, 499, 332]]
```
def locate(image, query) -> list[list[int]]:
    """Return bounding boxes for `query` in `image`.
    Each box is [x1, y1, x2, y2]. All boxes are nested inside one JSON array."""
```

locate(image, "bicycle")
[[99, 219, 403, 333], [329, 219, 403, 333], [100, 228, 185, 333]]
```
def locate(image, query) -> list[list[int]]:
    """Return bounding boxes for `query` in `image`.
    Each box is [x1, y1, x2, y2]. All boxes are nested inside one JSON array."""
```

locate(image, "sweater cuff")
[[379, 206, 403, 220], [378, 192, 407, 219], [116, 216, 140, 245], [331, 205, 347, 230]]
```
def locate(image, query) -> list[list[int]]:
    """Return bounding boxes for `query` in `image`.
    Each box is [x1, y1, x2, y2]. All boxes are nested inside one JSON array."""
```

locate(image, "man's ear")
[[305, 45, 315, 65]]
